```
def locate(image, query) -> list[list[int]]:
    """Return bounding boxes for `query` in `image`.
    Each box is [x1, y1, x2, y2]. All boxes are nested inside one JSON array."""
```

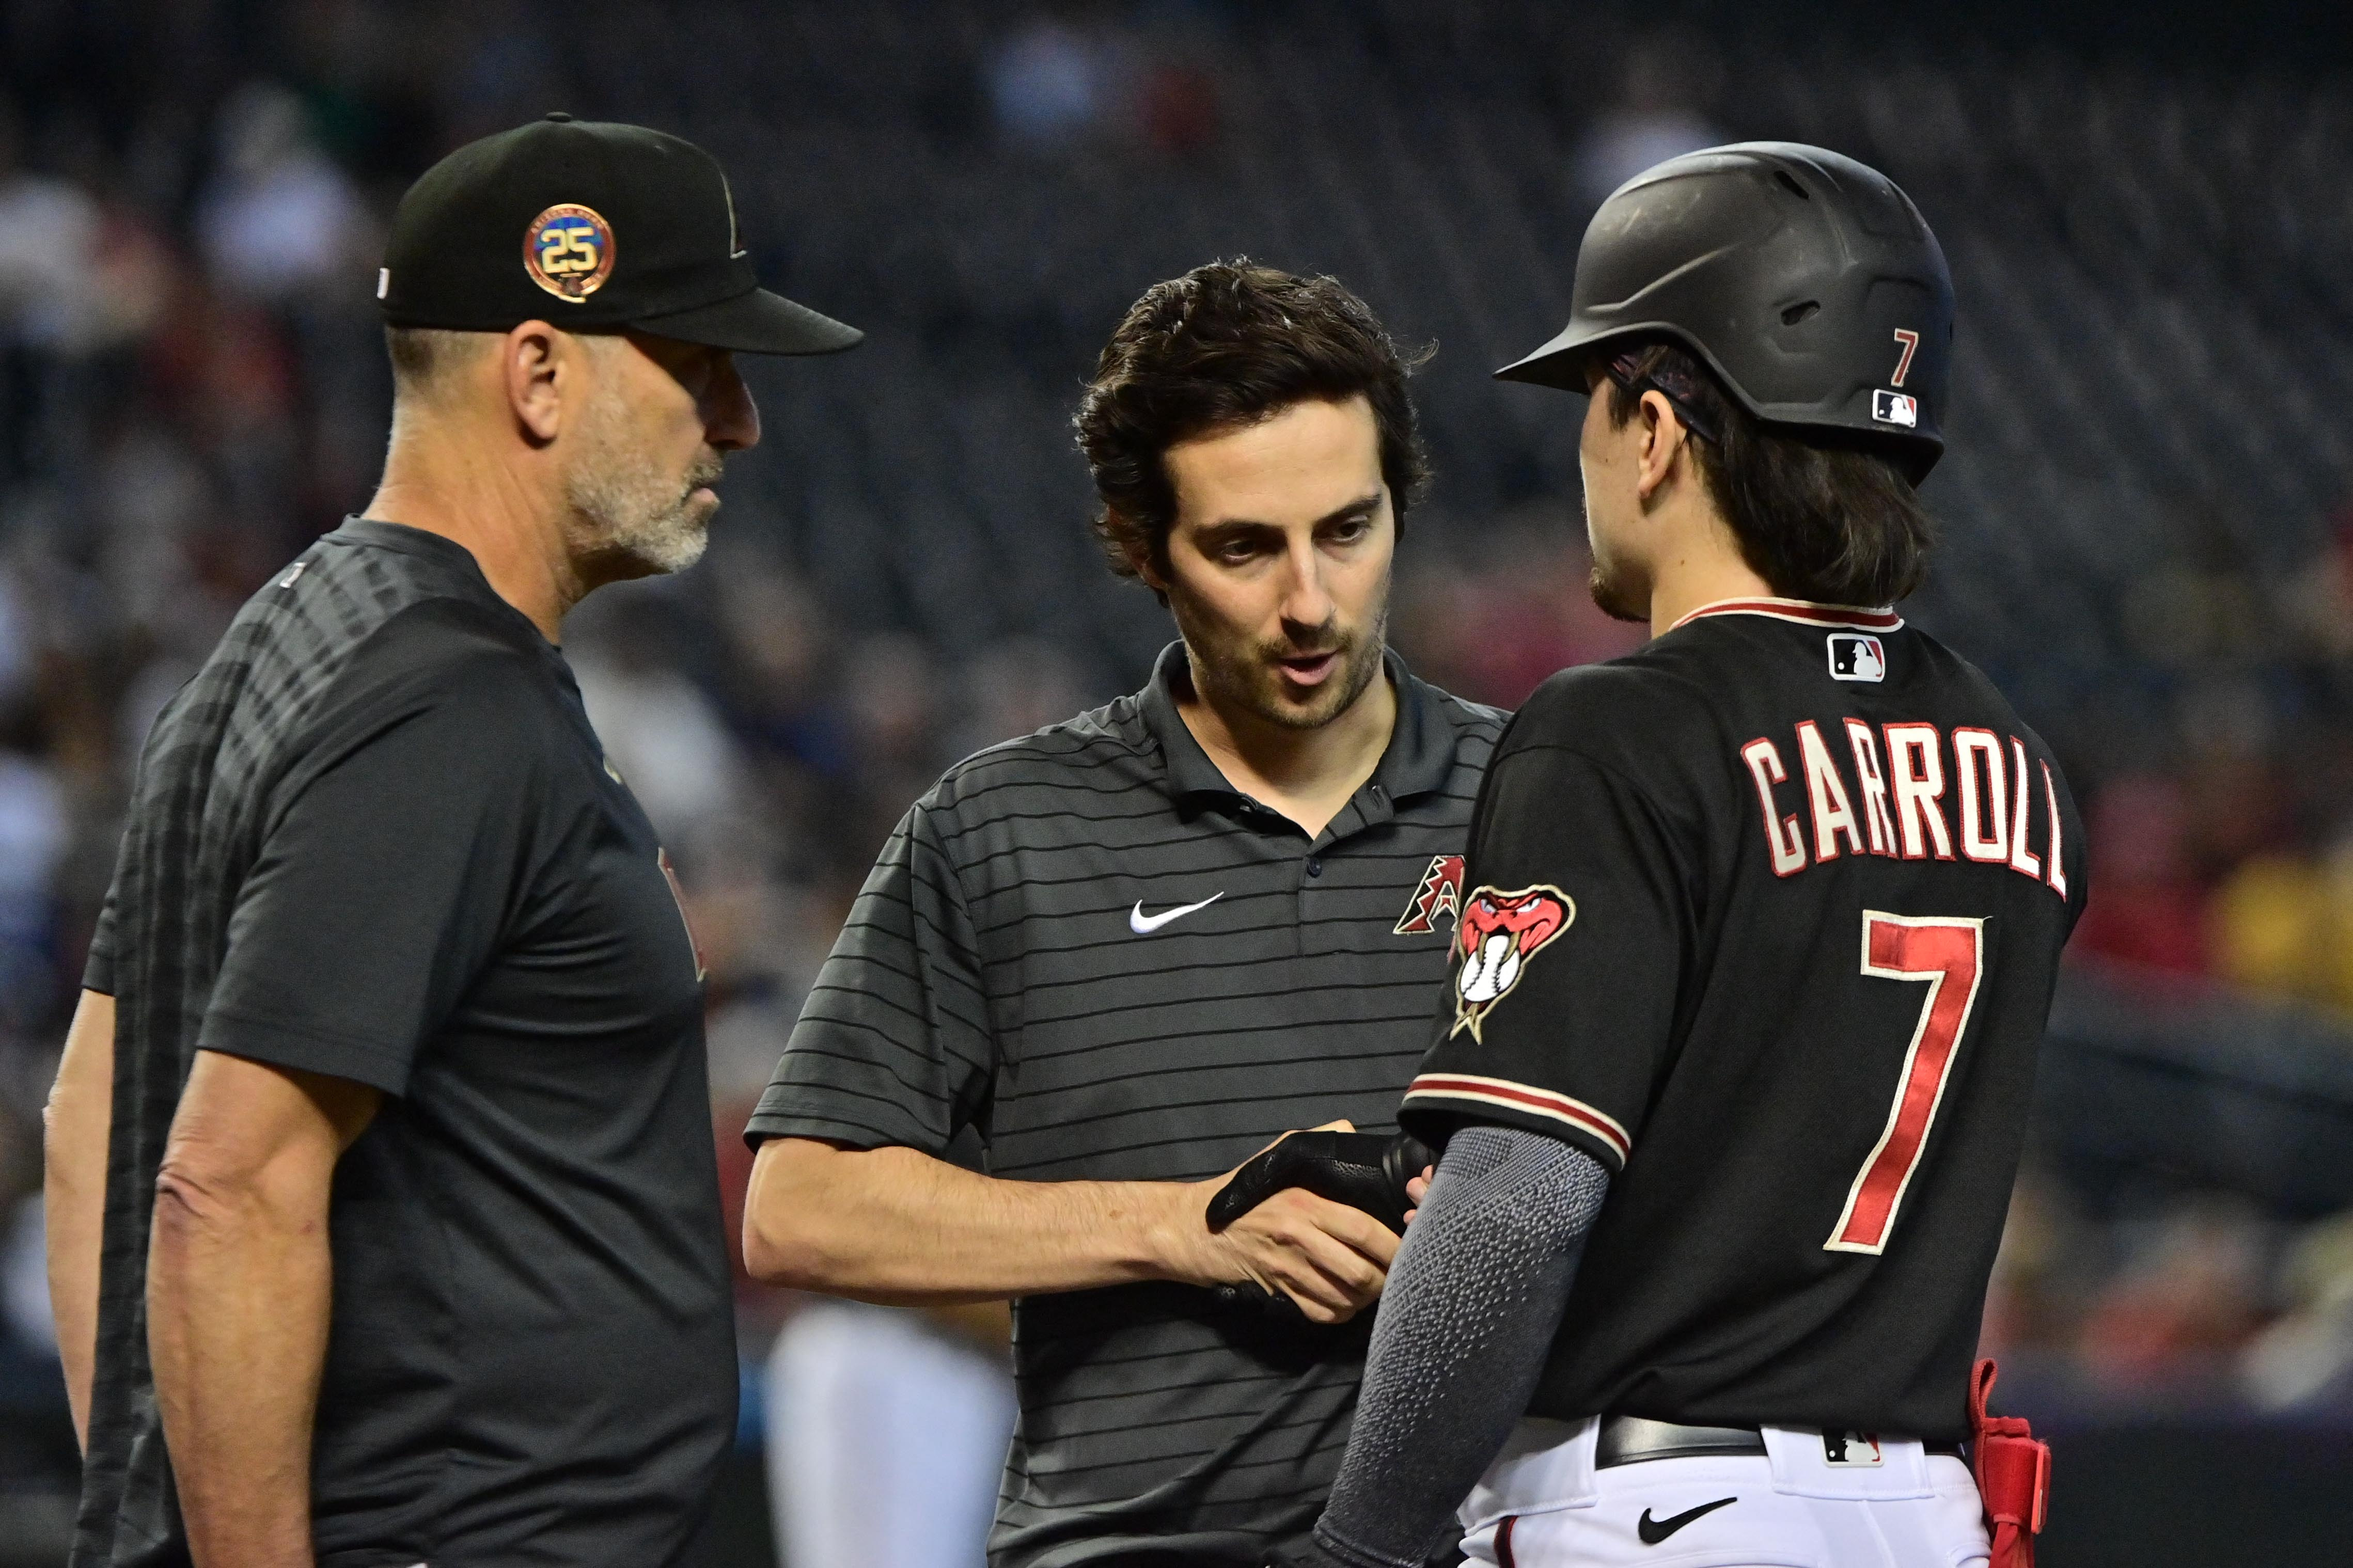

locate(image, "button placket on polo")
[[1297, 840, 1329, 954], [1297, 782, 1390, 957]]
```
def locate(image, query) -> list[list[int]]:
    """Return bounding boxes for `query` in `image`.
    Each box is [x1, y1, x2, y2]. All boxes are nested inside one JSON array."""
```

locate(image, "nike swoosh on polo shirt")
[[1130, 893, 1223, 934]]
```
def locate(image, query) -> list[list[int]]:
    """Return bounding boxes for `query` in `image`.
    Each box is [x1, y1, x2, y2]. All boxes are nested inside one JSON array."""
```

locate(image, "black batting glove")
[[1209, 1130, 1437, 1319], [1209, 1129, 1437, 1234]]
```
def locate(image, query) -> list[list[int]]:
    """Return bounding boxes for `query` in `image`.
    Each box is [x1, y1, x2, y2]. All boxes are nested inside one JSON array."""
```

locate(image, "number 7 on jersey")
[[1826, 912, 1986, 1254]]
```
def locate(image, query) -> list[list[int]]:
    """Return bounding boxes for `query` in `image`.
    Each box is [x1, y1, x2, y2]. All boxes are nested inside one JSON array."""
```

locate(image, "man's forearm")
[[1304, 1126, 1610, 1568], [148, 1160, 334, 1568], [43, 989, 115, 1453], [746, 1128, 1401, 1322], [744, 1139, 1193, 1301], [147, 1053, 377, 1568]]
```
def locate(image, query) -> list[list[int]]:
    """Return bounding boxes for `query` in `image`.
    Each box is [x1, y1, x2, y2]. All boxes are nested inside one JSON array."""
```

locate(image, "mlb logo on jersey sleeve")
[[1827, 634, 1886, 683]]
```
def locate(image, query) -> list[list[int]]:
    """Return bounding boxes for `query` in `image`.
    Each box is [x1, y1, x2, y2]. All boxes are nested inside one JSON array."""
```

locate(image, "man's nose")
[[1278, 535, 1335, 629], [705, 355, 761, 452]]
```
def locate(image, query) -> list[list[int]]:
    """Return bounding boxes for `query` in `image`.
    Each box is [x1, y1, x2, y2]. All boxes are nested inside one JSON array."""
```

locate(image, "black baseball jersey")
[[1398, 598, 2084, 1443], [76, 520, 732, 1568]]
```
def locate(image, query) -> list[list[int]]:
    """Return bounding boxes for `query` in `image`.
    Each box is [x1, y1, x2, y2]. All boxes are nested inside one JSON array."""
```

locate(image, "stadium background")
[[1, 1, 2349, 1562]]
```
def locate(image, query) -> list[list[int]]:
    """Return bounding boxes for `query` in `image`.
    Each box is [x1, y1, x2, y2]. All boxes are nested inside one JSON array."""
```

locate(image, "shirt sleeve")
[[1400, 742, 1693, 1175], [744, 800, 994, 1155], [81, 885, 117, 995], [197, 641, 557, 1097]]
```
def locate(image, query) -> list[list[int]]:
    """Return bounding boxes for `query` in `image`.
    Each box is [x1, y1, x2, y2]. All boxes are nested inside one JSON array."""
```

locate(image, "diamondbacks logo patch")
[[1828, 633, 1886, 682], [1393, 854, 1465, 935], [1449, 885, 1574, 1041], [524, 203, 615, 301]]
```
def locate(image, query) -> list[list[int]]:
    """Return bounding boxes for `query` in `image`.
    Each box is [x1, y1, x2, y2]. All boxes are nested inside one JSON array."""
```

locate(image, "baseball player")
[[1261, 144, 2079, 1568], [739, 261, 1493, 1566]]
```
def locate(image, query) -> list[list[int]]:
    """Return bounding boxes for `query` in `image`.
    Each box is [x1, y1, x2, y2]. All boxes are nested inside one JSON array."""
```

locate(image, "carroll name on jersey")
[[1739, 719, 2068, 896], [1398, 601, 2085, 1441]]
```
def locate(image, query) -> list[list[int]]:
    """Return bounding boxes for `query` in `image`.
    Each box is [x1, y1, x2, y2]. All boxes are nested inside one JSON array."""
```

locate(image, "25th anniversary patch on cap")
[[379, 116, 861, 353], [523, 203, 615, 301]]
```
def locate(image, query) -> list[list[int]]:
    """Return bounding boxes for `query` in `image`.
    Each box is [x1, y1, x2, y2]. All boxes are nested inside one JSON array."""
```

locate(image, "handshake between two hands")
[[1185, 1123, 1438, 1325]]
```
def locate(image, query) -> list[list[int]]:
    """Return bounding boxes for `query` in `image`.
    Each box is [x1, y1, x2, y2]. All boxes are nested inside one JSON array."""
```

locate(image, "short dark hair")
[[1606, 341, 1936, 607], [384, 324, 489, 401], [1074, 260, 1430, 585]]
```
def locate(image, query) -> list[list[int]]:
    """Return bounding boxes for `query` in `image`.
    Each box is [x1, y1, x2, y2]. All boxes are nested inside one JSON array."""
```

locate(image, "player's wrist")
[[1263, 1523, 1390, 1568]]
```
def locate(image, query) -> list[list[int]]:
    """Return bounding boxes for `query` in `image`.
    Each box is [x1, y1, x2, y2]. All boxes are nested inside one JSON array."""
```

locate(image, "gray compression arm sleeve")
[[1308, 1124, 1610, 1568]]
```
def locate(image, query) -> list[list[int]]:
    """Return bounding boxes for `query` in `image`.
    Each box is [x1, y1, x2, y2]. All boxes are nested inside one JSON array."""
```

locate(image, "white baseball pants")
[[1457, 1417, 1991, 1568]]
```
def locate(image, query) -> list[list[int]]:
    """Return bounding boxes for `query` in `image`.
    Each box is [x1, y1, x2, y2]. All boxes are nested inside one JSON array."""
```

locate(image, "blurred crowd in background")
[[1, 0, 2350, 1559]]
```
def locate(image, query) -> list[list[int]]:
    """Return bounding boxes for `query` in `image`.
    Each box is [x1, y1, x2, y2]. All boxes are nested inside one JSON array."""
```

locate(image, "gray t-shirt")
[[747, 643, 1503, 1568]]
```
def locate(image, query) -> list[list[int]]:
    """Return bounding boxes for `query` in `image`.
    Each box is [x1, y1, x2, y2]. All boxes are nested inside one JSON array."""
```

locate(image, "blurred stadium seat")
[[1, 3, 2349, 1564]]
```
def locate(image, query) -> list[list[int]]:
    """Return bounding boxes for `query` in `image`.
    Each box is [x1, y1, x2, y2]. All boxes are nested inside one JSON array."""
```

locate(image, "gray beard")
[[564, 413, 720, 577]]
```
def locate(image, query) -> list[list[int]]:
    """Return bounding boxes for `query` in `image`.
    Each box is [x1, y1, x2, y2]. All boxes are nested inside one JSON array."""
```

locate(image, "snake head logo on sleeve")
[[1449, 885, 1575, 1042]]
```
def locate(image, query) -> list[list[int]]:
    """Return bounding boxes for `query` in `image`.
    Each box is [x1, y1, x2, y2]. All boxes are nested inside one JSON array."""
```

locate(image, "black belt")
[[1595, 1414, 1965, 1469]]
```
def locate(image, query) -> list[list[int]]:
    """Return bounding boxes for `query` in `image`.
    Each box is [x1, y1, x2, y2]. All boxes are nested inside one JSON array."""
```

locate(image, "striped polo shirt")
[[746, 642, 1504, 1568]]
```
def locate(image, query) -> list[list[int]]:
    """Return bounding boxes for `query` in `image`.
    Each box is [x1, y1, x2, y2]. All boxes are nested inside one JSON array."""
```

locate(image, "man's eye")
[[1215, 539, 1260, 562], [1327, 517, 1372, 543]]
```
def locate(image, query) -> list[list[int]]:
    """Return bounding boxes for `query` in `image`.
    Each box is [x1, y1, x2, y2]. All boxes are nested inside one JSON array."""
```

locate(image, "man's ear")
[[1119, 518, 1168, 594], [1634, 388, 1687, 503], [504, 321, 567, 445]]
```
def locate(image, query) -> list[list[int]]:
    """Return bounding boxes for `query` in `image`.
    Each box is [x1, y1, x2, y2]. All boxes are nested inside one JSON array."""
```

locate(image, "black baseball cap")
[[378, 114, 862, 356]]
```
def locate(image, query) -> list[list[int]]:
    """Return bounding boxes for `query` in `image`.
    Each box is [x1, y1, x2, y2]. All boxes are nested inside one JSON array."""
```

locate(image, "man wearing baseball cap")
[[43, 115, 857, 1568]]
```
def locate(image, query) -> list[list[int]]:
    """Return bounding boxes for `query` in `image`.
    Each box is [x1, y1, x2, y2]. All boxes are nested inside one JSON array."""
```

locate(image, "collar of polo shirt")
[[1136, 642, 1459, 818]]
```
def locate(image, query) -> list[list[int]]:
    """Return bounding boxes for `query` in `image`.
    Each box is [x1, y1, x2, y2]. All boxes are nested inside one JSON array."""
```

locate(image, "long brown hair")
[[1608, 340, 1937, 606]]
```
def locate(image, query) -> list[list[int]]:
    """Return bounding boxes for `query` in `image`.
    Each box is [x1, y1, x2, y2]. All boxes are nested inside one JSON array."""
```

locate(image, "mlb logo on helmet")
[[1871, 389, 1918, 429], [1827, 633, 1886, 683], [524, 203, 616, 302]]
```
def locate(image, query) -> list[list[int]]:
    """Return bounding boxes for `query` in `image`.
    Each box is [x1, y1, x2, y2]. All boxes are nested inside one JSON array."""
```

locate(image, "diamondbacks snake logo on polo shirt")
[[524, 203, 615, 300], [1449, 884, 1573, 1042]]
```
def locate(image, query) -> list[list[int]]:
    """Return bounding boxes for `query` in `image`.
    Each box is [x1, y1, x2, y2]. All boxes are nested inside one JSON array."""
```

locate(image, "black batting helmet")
[[1497, 142, 1954, 480]]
